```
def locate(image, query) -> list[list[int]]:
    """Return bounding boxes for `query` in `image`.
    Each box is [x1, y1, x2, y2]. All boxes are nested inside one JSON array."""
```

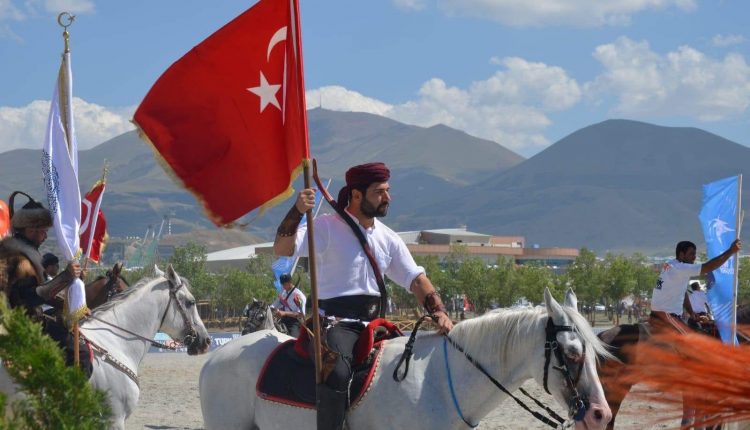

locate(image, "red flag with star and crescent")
[[133, 0, 309, 225], [80, 181, 108, 263]]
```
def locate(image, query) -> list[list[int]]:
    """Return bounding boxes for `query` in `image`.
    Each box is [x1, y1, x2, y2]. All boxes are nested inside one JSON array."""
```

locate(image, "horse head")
[[241, 299, 278, 335], [85, 262, 130, 309], [537, 288, 612, 430], [159, 264, 211, 355]]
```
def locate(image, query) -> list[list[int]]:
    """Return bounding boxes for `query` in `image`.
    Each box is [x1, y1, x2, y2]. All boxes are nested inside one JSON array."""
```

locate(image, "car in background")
[[594, 303, 606, 312]]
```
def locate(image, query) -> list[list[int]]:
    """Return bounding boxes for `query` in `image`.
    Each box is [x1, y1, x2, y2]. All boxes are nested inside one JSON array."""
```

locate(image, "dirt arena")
[[126, 352, 681, 429]]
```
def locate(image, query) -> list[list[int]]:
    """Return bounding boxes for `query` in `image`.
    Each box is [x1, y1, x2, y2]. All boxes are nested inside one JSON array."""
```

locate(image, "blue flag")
[[271, 187, 326, 292], [699, 175, 740, 344]]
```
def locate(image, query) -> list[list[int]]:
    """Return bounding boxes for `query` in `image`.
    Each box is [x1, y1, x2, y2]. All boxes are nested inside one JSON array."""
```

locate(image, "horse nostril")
[[594, 409, 603, 420]]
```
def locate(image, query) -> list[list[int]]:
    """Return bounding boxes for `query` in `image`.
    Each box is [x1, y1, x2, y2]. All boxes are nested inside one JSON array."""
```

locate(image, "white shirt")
[[294, 211, 425, 300], [688, 289, 709, 314], [272, 287, 306, 314], [651, 258, 701, 315]]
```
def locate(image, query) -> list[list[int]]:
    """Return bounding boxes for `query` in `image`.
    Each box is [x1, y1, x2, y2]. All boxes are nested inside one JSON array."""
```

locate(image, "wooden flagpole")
[[303, 161, 323, 384], [290, 0, 323, 395], [56, 12, 84, 367]]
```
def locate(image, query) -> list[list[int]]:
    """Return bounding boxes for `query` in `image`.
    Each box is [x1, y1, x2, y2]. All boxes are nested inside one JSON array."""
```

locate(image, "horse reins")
[[394, 316, 586, 429], [543, 318, 589, 422], [81, 276, 199, 386]]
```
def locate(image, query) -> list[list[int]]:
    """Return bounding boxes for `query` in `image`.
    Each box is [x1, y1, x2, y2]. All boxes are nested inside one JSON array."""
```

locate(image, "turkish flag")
[[134, 0, 309, 225], [0, 199, 9, 238], [80, 182, 107, 263]]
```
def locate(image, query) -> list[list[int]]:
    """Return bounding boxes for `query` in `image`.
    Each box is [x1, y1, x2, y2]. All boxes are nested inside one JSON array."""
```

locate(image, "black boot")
[[316, 384, 348, 430]]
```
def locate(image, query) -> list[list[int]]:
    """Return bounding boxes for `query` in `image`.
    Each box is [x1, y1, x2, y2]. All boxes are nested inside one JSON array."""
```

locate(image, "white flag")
[[42, 51, 81, 261]]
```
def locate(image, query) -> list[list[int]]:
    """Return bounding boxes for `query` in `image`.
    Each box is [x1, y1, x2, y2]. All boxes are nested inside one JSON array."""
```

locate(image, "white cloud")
[[43, 0, 94, 14], [307, 57, 581, 154], [306, 86, 392, 116], [437, 0, 696, 27], [712, 34, 746, 48], [392, 0, 427, 11], [0, 0, 94, 41], [585, 37, 750, 121], [0, 0, 24, 20], [0, 98, 134, 153]]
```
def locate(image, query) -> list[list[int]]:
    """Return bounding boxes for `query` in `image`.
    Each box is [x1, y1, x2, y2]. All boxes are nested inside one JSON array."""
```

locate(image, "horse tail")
[[620, 328, 750, 427]]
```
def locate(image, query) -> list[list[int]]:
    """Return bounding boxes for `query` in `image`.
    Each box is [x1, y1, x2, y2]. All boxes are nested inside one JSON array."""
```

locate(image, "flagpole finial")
[[57, 12, 75, 53]]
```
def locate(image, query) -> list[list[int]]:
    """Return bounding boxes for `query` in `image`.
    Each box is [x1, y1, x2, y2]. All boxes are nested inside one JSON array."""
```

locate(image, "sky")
[[0, 0, 748, 158]]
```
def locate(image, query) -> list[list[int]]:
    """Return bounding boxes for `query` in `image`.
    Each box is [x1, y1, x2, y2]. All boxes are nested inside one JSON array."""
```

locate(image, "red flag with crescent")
[[80, 181, 107, 263], [133, 0, 309, 225]]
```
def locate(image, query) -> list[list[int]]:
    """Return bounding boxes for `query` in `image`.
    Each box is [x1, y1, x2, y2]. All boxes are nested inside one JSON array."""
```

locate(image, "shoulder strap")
[[312, 160, 387, 318]]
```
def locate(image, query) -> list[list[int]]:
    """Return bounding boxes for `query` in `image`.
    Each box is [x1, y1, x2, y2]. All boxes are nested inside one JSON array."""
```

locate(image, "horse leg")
[[603, 382, 631, 430], [599, 359, 633, 430]]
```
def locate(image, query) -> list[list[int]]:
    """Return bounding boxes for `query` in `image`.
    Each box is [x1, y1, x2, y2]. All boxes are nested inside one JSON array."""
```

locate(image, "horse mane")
[[621, 329, 750, 427], [91, 276, 163, 315], [449, 306, 613, 375]]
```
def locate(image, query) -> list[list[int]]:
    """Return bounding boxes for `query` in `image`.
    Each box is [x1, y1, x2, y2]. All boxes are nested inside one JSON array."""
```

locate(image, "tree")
[[169, 242, 215, 301], [0, 301, 111, 429], [491, 256, 518, 308], [567, 248, 605, 322]]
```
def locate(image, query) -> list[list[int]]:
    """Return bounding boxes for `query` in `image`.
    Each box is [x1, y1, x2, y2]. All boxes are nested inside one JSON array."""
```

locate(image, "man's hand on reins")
[[432, 310, 453, 334]]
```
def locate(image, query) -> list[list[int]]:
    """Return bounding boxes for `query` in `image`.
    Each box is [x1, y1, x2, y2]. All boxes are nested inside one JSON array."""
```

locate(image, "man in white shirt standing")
[[271, 273, 306, 337], [650, 239, 740, 334], [274, 162, 452, 430]]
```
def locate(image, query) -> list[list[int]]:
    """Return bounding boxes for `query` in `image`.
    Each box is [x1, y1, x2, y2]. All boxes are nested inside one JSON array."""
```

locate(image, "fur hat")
[[9, 191, 53, 230]]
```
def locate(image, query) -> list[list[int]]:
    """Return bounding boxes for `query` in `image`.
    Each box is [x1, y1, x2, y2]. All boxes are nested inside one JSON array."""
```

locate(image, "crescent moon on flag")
[[267, 27, 288, 62], [80, 199, 93, 232]]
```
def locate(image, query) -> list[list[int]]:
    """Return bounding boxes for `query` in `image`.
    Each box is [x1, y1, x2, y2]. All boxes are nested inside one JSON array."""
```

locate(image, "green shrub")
[[0, 301, 110, 429]]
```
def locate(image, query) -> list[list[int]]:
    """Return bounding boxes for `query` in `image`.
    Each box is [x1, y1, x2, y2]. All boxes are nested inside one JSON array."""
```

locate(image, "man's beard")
[[361, 199, 388, 218]]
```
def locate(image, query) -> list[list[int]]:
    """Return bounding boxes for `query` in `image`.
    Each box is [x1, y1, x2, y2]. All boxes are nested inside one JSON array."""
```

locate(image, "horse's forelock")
[[560, 306, 615, 361]]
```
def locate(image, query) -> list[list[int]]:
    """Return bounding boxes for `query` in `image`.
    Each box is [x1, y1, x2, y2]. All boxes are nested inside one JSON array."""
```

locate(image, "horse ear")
[[165, 264, 181, 287], [154, 264, 165, 277], [544, 288, 565, 322], [563, 288, 578, 310]]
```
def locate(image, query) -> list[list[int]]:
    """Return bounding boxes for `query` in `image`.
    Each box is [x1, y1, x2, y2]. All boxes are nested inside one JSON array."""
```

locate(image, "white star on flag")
[[247, 71, 281, 112]]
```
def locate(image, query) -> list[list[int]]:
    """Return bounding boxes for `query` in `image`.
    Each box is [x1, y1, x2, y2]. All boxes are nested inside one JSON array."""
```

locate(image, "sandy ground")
[[125, 353, 681, 430]]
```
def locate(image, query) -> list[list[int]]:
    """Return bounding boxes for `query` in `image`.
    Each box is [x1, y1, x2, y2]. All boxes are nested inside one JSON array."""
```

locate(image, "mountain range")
[[1, 109, 746, 254]]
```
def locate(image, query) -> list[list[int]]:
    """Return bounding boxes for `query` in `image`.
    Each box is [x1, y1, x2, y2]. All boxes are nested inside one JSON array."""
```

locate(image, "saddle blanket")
[[256, 340, 384, 410]]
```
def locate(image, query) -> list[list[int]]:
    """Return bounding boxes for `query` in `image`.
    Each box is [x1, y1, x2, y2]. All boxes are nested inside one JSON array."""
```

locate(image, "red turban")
[[336, 162, 390, 209]]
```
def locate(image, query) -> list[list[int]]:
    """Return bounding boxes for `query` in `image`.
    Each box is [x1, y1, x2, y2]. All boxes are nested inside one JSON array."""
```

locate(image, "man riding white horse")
[[273, 162, 453, 430], [0, 191, 89, 373]]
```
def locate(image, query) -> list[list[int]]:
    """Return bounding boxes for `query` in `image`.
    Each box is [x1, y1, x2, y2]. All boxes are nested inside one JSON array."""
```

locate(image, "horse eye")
[[186, 300, 195, 307]]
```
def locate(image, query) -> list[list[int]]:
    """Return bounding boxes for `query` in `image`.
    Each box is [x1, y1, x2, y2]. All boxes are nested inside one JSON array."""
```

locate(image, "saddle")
[[256, 318, 402, 409]]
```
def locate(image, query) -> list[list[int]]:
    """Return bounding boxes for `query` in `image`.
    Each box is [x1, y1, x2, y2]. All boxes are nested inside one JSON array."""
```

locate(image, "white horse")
[[82, 264, 211, 429], [200, 288, 613, 430]]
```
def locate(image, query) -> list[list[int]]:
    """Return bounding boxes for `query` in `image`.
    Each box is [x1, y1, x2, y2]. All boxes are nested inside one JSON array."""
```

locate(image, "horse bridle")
[[103, 270, 125, 302], [244, 301, 269, 331], [159, 276, 199, 349], [543, 318, 590, 422], [82, 276, 201, 387], [395, 315, 589, 428]]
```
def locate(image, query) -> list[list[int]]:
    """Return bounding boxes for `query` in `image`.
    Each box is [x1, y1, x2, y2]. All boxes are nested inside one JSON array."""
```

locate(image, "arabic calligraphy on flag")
[[42, 50, 81, 261]]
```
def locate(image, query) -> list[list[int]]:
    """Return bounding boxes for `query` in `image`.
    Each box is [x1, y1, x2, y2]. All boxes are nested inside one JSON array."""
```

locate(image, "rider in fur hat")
[[0, 192, 84, 363]]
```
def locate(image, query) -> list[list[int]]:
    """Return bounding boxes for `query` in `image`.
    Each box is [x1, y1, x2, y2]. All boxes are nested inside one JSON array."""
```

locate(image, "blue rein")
[[443, 338, 478, 428]]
